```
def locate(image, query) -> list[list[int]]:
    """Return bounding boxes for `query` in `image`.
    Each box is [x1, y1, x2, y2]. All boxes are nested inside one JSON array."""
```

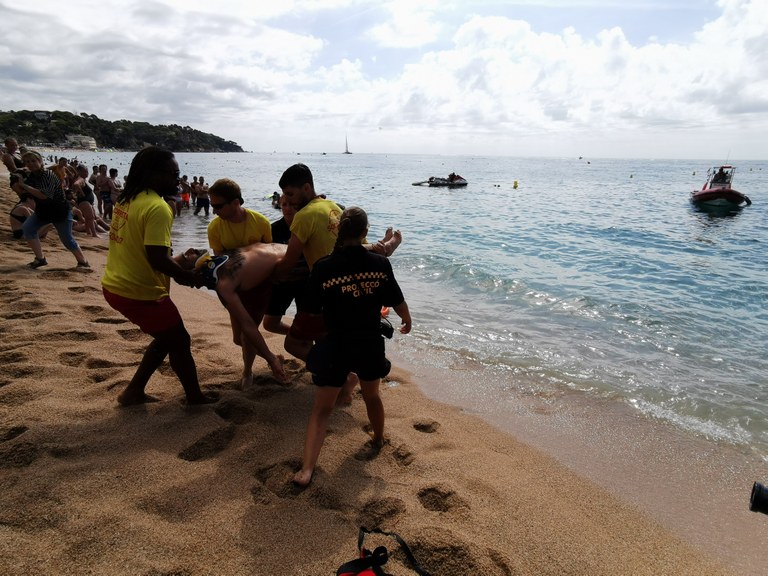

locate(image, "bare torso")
[[223, 243, 288, 293]]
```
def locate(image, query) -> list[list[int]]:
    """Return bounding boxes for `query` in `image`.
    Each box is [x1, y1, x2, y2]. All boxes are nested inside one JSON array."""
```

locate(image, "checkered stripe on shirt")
[[322, 271, 388, 289]]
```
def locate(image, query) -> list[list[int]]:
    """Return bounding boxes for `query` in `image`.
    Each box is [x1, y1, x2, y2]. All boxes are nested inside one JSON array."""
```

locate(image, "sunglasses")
[[211, 200, 229, 210]]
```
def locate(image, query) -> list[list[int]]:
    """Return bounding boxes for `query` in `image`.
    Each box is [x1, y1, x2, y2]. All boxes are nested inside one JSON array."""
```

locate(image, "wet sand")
[[0, 174, 748, 575]]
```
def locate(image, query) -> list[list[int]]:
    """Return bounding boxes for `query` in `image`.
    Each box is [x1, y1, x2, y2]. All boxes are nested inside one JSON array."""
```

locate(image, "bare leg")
[[337, 372, 359, 405], [70, 246, 89, 266], [26, 237, 45, 261], [80, 202, 100, 237], [293, 386, 341, 486], [239, 337, 257, 389], [242, 325, 289, 385], [118, 337, 167, 405], [360, 378, 385, 447], [262, 314, 291, 335], [284, 333, 313, 362], [119, 323, 213, 405]]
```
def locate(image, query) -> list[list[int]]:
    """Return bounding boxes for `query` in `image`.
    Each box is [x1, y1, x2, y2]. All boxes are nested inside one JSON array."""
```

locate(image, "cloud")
[[1, 0, 766, 158]]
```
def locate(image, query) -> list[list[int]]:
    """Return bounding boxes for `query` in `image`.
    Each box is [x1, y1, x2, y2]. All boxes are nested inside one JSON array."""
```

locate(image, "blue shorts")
[[22, 211, 80, 251]]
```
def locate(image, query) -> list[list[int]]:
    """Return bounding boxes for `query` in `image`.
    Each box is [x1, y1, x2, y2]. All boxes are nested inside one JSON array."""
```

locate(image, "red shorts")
[[288, 311, 327, 341], [103, 288, 182, 335]]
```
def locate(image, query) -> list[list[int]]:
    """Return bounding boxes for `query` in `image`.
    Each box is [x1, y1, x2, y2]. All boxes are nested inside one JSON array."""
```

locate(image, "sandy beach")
[[0, 172, 749, 575]]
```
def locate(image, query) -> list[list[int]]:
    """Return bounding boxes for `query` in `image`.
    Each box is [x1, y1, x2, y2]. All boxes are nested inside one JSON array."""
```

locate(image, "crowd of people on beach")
[[3, 137, 411, 487]]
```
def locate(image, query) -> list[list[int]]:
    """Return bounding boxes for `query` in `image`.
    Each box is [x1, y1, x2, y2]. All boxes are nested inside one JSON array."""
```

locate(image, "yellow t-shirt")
[[207, 208, 272, 253], [101, 190, 174, 301], [290, 197, 342, 269]]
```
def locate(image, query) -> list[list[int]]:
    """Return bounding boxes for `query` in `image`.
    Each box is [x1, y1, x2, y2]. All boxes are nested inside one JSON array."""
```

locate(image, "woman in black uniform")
[[293, 206, 412, 486]]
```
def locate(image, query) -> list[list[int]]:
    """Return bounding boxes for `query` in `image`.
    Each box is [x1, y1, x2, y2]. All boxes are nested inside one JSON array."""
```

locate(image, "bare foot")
[[382, 227, 394, 242], [292, 468, 313, 487], [269, 354, 289, 384], [237, 373, 253, 390], [117, 389, 159, 406], [353, 437, 387, 461], [385, 230, 402, 256]]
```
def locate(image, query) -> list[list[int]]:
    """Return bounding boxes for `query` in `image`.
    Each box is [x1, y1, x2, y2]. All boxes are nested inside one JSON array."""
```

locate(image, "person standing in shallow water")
[[101, 146, 215, 406], [293, 206, 412, 486]]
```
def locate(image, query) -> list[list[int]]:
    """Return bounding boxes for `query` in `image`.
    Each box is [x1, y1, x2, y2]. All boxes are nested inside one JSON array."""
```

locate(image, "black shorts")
[[266, 279, 306, 317], [306, 335, 391, 387]]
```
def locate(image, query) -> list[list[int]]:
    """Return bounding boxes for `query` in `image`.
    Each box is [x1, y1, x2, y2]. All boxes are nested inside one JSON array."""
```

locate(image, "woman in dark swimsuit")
[[9, 194, 51, 240], [71, 164, 99, 237]]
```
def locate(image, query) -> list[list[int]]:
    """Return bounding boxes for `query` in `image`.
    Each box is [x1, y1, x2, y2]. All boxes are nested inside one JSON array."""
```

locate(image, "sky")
[[2, 0, 767, 159]]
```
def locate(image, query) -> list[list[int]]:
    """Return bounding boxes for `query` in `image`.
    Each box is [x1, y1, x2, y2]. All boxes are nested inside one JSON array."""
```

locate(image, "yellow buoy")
[[513, 180, 518, 189]]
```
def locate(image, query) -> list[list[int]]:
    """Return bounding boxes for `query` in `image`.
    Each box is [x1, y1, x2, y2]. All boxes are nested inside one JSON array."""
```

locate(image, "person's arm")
[[274, 233, 304, 279], [217, 281, 266, 349], [145, 245, 201, 287], [393, 301, 412, 334], [1, 152, 17, 174], [13, 172, 57, 202]]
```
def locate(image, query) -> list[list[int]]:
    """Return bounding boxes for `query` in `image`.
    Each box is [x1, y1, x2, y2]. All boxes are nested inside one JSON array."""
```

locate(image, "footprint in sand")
[[92, 317, 127, 324], [85, 357, 123, 369], [2, 310, 62, 320], [417, 484, 470, 513], [0, 386, 46, 406], [0, 441, 40, 468], [413, 418, 441, 433], [3, 363, 45, 379], [357, 496, 406, 527], [117, 328, 144, 340], [40, 270, 76, 280], [406, 526, 514, 575], [59, 351, 88, 367], [1, 425, 28, 442], [214, 397, 259, 424], [68, 285, 100, 293], [0, 350, 28, 364], [8, 299, 46, 311], [253, 459, 308, 500], [50, 329, 98, 341], [177, 424, 236, 462]]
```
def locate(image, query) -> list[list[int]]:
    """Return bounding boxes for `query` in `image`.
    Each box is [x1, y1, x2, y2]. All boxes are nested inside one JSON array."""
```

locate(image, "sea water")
[[71, 151, 768, 460]]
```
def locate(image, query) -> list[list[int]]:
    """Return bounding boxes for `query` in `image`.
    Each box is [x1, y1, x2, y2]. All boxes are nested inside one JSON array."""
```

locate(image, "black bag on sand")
[[336, 527, 432, 576]]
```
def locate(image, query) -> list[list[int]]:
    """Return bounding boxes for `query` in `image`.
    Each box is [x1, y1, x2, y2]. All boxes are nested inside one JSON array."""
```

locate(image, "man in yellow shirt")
[[274, 164, 402, 403], [102, 147, 214, 406], [207, 178, 279, 389]]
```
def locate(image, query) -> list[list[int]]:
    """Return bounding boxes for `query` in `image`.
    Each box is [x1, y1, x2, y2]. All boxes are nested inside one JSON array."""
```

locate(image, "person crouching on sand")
[[101, 146, 215, 406], [292, 207, 412, 487]]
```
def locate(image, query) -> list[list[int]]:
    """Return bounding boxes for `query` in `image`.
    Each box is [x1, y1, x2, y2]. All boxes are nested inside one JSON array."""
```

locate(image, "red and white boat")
[[691, 165, 751, 208]]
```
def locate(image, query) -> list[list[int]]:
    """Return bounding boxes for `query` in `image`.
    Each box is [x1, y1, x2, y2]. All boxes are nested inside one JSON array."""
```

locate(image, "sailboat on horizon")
[[343, 135, 352, 154]]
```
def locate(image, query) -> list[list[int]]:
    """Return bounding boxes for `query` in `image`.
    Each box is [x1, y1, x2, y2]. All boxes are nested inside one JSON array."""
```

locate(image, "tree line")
[[0, 110, 244, 152]]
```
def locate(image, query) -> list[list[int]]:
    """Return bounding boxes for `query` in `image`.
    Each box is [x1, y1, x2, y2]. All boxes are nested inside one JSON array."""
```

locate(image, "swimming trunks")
[[217, 282, 273, 321], [102, 288, 183, 336]]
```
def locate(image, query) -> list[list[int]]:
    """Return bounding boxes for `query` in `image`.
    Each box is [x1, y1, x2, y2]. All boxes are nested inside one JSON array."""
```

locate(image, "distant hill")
[[0, 110, 244, 153]]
